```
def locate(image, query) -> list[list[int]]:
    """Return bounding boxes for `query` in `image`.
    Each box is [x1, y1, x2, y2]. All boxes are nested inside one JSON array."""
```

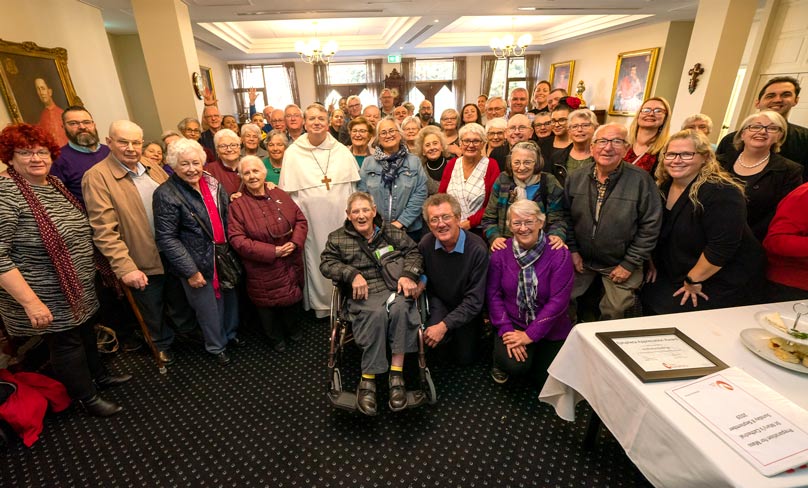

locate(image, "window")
[[489, 58, 526, 100], [230, 64, 293, 115], [324, 62, 376, 109], [411, 59, 455, 117]]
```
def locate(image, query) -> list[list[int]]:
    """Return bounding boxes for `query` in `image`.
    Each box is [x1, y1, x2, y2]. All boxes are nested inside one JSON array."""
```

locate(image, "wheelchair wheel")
[[423, 367, 437, 404]]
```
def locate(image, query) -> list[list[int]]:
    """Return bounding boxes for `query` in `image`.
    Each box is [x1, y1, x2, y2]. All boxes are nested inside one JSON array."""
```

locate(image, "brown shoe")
[[388, 374, 407, 412], [356, 378, 377, 416]]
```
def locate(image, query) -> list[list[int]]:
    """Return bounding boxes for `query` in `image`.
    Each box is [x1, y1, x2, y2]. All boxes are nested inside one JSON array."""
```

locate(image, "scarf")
[[7, 167, 121, 319], [513, 173, 541, 201], [373, 145, 408, 189], [513, 230, 546, 325]]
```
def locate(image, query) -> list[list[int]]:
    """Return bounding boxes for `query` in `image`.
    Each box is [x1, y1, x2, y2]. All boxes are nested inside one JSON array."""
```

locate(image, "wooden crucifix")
[[321, 174, 332, 190], [688, 63, 704, 94]]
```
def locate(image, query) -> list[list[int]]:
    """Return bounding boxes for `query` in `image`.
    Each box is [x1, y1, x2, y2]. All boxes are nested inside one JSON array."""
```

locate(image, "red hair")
[[0, 123, 61, 163]]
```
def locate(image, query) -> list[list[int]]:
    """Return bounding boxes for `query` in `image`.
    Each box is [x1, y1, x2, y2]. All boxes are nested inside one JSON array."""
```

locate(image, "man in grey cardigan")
[[564, 123, 662, 320]]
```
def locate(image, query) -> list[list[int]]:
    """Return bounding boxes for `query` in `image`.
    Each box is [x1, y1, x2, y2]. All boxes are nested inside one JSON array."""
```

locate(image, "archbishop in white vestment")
[[280, 104, 360, 317]]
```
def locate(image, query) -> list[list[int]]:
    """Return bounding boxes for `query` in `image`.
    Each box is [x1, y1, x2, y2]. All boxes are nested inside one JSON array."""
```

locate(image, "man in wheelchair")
[[320, 192, 424, 416]]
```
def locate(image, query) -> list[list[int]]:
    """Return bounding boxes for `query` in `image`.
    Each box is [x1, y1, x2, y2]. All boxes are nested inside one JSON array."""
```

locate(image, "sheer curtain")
[[452, 56, 466, 111], [401, 57, 416, 102], [525, 54, 541, 100], [366, 59, 384, 102], [313, 62, 330, 107], [283, 62, 301, 106], [479, 55, 497, 98], [229, 64, 248, 117]]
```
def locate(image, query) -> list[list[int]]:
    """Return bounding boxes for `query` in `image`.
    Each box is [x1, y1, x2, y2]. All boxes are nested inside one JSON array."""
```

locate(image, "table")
[[539, 301, 808, 488]]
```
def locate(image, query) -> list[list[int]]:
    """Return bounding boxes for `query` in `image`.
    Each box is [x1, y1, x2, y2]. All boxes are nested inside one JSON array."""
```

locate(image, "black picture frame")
[[596, 328, 728, 383]]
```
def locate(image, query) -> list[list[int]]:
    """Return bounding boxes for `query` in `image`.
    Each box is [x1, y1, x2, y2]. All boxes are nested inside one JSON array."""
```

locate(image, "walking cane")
[[122, 284, 167, 374]]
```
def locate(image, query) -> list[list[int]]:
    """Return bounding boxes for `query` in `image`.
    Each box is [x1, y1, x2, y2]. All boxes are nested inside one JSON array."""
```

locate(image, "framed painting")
[[549, 60, 574, 94], [199, 65, 215, 99], [0, 39, 81, 146], [608, 47, 660, 116]]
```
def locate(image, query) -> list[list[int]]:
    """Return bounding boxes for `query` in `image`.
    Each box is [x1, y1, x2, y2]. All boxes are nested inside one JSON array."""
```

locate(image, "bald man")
[[489, 114, 535, 171]]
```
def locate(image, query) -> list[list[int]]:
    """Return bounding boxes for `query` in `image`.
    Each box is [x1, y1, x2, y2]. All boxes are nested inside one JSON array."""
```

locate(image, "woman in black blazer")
[[717, 110, 802, 242], [642, 130, 764, 315]]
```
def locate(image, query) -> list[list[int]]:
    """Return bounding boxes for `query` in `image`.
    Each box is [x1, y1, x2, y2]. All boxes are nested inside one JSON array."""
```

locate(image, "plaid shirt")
[[591, 165, 614, 224]]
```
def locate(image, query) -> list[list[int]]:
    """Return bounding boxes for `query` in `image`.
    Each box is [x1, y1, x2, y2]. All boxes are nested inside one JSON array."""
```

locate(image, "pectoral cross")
[[321, 174, 332, 190]]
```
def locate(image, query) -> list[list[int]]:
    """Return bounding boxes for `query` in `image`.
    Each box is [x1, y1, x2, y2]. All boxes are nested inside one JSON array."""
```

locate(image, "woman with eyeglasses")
[[549, 109, 598, 185], [485, 118, 507, 158], [228, 156, 308, 352], [717, 110, 802, 242], [642, 130, 763, 314], [401, 116, 421, 153], [264, 129, 289, 186], [486, 200, 573, 386], [205, 129, 243, 195], [625, 97, 671, 173], [482, 141, 567, 252], [438, 123, 500, 234], [240, 123, 268, 159], [548, 102, 574, 159], [440, 109, 463, 158], [415, 125, 450, 196], [153, 138, 240, 365], [359, 117, 428, 242], [347, 116, 374, 168]]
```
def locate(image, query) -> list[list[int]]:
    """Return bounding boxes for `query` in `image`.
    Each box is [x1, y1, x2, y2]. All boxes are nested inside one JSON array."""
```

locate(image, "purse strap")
[[165, 181, 216, 242]]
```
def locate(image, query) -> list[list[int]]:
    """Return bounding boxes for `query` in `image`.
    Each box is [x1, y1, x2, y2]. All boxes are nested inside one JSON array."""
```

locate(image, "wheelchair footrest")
[[406, 390, 428, 408], [328, 390, 357, 411]]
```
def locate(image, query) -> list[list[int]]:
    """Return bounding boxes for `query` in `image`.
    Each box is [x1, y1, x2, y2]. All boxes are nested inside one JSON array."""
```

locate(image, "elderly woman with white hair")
[[682, 113, 716, 150], [438, 123, 501, 234], [484, 117, 507, 158], [263, 129, 289, 186], [549, 108, 598, 185], [415, 125, 450, 196], [486, 199, 574, 385], [440, 108, 463, 157], [401, 115, 421, 153], [717, 110, 803, 241], [228, 156, 308, 352], [206, 128, 243, 195], [240, 123, 268, 159], [152, 138, 240, 366]]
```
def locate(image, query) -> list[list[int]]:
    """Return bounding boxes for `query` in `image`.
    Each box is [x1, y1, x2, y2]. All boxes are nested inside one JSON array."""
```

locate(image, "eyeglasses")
[[508, 125, 531, 132], [663, 152, 697, 161], [487, 130, 505, 138], [428, 214, 455, 225], [511, 160, 535, 167], [14, 149, 51, 159], [113, 139, 143, 148], [593, 138, 627, 147], [744, 124, 782, 134], [569, 123, 593, 131], [351, 129, 369, 135], [217, 143, 241, 151], [533, 121, 552, 128], [183, 128, 201, 134], [379, 129, 399, 137], [550, 118, 568, 125], [347, 103, 361, 109], [511, 220, 539, 229], [461, 139, 483, 146], [65, 120, 94, 128], [640, 108, 667, 115], [286, 114, 302, 119]]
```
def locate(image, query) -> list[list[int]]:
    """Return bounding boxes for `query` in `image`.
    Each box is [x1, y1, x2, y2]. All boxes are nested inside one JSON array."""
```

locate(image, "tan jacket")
[[82, 155, 169, 278]]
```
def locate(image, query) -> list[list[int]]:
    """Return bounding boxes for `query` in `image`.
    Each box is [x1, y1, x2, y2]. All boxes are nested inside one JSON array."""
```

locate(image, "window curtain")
[[283, 62, 301, 107], [401, 57, 416, 102], [366, 59, 384, 102], [525, 54, 541, 100], [452, 56, 466, 112], [479, 55, 497, 98], [313, 62, 330, 107], [229, 64, 248, 117]]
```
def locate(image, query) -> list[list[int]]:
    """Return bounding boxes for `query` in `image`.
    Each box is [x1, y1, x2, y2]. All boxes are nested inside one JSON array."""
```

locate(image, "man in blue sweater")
[[50, 106, 110, 205]]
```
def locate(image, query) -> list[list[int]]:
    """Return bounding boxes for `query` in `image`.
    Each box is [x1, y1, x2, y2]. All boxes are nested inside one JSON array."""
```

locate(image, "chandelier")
[[295, 38, 338, 64], [490, 33, 532, 59]]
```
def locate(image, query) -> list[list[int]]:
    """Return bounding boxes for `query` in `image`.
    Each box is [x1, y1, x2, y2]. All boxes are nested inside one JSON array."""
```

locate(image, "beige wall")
[[197, 49, 237, 118], [0, 0, 128, 141], [108, 34, 162, 141]]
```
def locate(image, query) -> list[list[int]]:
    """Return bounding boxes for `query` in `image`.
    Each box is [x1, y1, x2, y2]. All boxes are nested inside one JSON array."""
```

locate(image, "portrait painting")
[[199, 65, 216, 99], [0, 39, 81, 147], [549, 61, 575, 94], [609, 48, 660, 116]]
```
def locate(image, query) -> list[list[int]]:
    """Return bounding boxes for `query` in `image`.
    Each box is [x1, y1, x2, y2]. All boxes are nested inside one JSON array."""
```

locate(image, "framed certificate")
[[596, 328, 728, 382]]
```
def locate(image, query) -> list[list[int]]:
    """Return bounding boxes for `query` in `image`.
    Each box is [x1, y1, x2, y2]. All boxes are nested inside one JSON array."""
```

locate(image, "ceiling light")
[[490, 32, 531, 59], [517, 7, 537, 11], [296, 38, 338, 64]]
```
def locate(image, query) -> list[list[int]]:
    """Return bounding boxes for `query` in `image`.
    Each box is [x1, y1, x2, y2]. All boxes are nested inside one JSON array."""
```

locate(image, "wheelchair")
[[327, 284, 437, 412]]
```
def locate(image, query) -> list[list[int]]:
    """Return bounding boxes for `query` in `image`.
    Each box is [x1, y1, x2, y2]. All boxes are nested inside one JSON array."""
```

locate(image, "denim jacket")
[[358, 152, 428, 232]]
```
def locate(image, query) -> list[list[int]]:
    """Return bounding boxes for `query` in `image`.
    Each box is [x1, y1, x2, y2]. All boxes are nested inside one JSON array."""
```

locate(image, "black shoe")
[[122, 335, 143, 352], [158, 349, 175, 365], [230, 336, 247, 348], [388, 374, 407, 412], [216, 351, 232, 366], [272, 341, 287, 353], [80, 394, 122, 417], [491, 367, 509, 384], [356, 378, 377, 416], [94, 373, 133, 390]]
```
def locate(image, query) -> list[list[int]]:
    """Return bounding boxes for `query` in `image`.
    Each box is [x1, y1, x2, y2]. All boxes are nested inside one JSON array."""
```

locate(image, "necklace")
[[426, 156, 445, 172], [311, 148, 333, 190], [737, 152, 770, 169]]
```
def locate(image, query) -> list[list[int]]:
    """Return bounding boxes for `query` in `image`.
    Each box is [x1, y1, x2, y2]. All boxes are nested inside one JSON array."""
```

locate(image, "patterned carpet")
[[1, 313, 652, 487]]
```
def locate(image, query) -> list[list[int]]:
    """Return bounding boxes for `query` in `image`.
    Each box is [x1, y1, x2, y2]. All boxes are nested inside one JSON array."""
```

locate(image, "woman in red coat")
[[228, 156, 308, 352]]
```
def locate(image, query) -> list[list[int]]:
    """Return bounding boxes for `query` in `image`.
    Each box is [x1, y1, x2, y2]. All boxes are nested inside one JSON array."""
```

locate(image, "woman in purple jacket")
[[486, 199, 574, 385]]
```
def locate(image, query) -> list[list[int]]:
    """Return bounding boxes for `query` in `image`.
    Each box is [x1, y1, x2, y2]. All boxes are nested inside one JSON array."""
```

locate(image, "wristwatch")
[[684, 275, 703, 285]]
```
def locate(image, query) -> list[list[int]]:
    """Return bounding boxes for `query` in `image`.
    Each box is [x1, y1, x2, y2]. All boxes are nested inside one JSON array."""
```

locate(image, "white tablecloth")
[[539, 301, 808, 488]]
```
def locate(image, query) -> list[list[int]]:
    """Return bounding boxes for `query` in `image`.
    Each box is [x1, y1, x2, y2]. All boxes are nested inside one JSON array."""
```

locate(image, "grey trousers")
[[347, 291, 420, 374], [180, 281, 239, 354], [570, 265, 643, 320]]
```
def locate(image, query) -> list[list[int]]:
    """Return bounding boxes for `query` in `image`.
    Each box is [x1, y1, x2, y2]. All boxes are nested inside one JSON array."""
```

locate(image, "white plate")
[[740, 328, 808, 374], [754, 310, 808, 346]]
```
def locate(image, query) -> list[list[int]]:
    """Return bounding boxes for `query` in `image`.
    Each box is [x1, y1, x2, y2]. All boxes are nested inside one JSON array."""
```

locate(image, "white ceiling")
[[90, 0, 702, 61]]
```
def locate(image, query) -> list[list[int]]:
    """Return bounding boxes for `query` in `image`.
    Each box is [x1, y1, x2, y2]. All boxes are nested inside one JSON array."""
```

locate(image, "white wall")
[[108, 34, 162, 141], [198, 49, 236, 117], [0, 0, 128, 140]]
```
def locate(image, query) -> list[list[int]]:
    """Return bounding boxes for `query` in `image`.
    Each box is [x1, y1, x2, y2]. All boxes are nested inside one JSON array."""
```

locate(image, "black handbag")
[[167, 182, 243, 289]]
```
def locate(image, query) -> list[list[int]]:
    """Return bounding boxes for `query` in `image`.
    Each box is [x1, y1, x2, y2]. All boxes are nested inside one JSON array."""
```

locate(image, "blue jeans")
[[180, 280, 239, 354]]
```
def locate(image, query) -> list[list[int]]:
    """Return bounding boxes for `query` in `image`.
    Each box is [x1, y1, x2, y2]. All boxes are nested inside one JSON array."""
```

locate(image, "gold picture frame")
[[199, 65, 215, 100], [549, 60, 575, 94], [0, 39, 81, 129], [608, 47, 660, 116]]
